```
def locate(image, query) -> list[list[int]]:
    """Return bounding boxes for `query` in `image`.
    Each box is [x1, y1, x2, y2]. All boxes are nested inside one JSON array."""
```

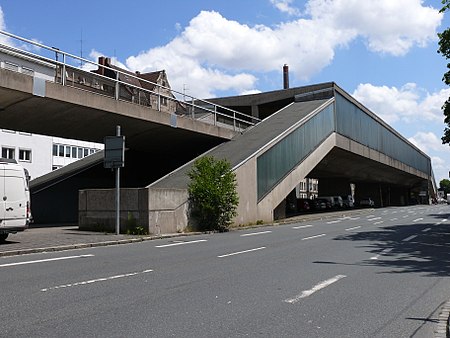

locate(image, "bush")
[[188, 156, 239, 232]]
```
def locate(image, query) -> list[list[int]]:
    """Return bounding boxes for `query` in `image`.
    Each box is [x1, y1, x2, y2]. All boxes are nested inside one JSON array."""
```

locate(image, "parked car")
[[297, 198, 311, 212], [317, 196, 335, 209], [359, 197, 375, 207], [313, 198, 331, 210], [332, 196, 344, 208], [341, 195, 355, 208]]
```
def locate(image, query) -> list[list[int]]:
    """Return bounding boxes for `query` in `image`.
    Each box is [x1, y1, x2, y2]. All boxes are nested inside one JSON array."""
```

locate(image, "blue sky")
[[1, 0, 450, 183]]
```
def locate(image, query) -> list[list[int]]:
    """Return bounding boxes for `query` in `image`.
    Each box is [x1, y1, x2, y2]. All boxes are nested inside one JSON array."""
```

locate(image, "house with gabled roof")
[[92, 56, 178, 114]]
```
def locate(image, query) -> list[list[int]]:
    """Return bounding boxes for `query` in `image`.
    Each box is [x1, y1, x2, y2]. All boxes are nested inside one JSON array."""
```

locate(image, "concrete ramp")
[[79, 83, 432, 233], [146, 98, 334, 230]]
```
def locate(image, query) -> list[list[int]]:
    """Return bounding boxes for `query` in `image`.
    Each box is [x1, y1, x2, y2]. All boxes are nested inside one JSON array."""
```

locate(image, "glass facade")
[[257, 103, 334, 200], [335, 93, 430, 174], [256, 91, 431, 201]]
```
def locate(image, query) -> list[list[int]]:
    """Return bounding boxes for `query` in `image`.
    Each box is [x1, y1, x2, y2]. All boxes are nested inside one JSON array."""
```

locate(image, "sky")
[[0, 0, 450, 183]]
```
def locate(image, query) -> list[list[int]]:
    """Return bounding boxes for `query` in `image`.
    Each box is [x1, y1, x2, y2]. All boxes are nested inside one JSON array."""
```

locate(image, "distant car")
[[313, 198, 331, 210], [341, 195, 354, 208], [332, 196, 344, 208], [297, 198, 311, 212], [359, 197, 375, 207]]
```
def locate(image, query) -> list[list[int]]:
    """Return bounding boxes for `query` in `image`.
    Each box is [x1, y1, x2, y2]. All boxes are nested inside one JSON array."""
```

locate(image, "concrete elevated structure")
[[126, 83, 431, 233], [0, 32, 434, 232]]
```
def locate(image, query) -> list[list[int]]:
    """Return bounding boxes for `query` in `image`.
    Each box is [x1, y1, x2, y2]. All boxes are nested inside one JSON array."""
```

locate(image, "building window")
[[83, 148, 89, 157], [58, 144, 65, 157], [19, 149, 31, 162], [65, 146, 70, 157], [2, 147, 15, 159], [71, 147, 77, 158], [77, 147, 83, 159], [52, 144, 58, 156]]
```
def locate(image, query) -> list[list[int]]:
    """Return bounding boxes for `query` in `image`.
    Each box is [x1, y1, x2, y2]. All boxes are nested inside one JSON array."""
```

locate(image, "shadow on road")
[[325, 211, 450, 277]]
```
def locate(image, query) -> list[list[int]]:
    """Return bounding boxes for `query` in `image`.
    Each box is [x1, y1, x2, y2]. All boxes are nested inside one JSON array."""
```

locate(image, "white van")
[[0, 158, 31, 241]]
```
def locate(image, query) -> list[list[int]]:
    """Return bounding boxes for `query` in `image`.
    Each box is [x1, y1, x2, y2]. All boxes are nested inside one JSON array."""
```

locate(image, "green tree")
[[187, 156, 239, 232], [440, 178, 450, 194], [438, 0, 450, 144]]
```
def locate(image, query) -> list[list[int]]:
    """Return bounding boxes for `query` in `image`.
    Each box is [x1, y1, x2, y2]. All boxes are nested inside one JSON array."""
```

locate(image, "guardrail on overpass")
[[0, 30, 260, 132]]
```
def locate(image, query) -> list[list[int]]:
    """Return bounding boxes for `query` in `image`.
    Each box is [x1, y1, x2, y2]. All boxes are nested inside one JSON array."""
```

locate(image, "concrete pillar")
[[251, 105, 259, 119]]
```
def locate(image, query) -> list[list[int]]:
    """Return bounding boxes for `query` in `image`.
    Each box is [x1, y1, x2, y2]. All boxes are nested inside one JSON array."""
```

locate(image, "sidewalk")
[[0, 226, 188, 257]]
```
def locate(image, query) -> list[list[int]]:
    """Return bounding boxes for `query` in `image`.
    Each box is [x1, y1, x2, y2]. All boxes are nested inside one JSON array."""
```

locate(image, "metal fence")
[[0, 30, 260, 132]]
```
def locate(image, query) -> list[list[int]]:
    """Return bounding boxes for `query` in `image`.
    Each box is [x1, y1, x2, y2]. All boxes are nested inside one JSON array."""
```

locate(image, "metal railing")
[[0, 30, 260, 132]]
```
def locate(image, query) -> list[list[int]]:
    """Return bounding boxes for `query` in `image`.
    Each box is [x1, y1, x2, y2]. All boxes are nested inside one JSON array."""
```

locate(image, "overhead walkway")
[[80, 83, 432, 233]]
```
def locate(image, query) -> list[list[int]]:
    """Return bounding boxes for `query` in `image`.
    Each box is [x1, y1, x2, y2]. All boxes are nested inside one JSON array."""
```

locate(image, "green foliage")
[[440, 179, 450, 194], [125, 212, 148, 235], [438, 0, 450, 144], [188, 156, 239, 232]]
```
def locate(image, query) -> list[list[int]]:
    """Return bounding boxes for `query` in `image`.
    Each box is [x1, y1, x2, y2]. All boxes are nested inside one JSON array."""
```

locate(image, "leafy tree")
[[438, 0, 450, 144], [440, 178, 450, 194], [187, 156, 239, 232]]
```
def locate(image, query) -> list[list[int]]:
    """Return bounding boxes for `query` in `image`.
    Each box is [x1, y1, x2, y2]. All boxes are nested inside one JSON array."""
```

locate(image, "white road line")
[[370, 248, 392, 260], [0, 254, 94, 268], [390, 218, 398, 221], [284, 275, 346, 304], [217, 247, 266, 258], [412, 218, 423, 222], [373, 221, 384, 225], [368, 217, 381, 221], [442, 219, 448, 223], [366, 215, 375, 218], [326, 220, 341, 224], [402, 235, 418, 242], [422, 228, 431, 232], [155, 239, 207, 248], [345, 226, 361, 231], [292, 224, 313, 229], [240, 230, 272, 237], [301, 234, 326, 241], [41, 269, 153, 292], [403, 215, 408, 218]]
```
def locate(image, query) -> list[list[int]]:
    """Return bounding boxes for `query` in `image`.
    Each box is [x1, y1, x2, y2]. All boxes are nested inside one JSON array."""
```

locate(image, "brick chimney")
[[283, 64, 289, 89], [98, 56, 106, 75]]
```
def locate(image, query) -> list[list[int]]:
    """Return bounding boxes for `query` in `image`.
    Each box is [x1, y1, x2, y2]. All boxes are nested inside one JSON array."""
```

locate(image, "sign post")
[[104, 126, 125, 235]]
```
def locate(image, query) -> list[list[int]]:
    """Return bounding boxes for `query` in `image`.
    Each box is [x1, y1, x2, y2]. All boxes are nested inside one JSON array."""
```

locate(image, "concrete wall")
[[147, 188, 189, 234], [79, 187, 189, 234], [79, 188, 149, 233]]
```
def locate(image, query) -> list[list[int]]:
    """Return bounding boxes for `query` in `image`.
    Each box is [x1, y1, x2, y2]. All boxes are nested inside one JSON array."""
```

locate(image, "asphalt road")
[[1, 205, 449, 337]]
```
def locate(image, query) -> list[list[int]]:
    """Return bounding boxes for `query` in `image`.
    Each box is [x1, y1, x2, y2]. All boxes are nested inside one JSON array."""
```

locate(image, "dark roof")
[[92, 57, 166, 91]]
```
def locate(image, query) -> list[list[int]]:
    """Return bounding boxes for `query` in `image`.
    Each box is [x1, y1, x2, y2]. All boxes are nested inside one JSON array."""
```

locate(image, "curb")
[[435, 300, 450, 338], [0, 232, 202, 257]]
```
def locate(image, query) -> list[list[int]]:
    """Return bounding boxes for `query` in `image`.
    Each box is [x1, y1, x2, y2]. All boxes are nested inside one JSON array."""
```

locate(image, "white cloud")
[[305, 0, 442, 56], [124, 1, 442, 98], [0, 7, 12, 46], [408, 131, 446, 153], [408, 131, 450, 182], [353, 83, 450, 124], [270, 0, 301, 16]]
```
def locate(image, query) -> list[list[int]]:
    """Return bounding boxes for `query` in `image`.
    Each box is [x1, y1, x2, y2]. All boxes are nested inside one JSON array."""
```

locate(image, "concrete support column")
[[251, 105, 259, 119]]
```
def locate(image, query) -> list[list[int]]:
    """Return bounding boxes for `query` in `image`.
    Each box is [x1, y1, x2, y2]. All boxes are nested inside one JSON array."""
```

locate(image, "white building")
[[0, 129, 102, 180]]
